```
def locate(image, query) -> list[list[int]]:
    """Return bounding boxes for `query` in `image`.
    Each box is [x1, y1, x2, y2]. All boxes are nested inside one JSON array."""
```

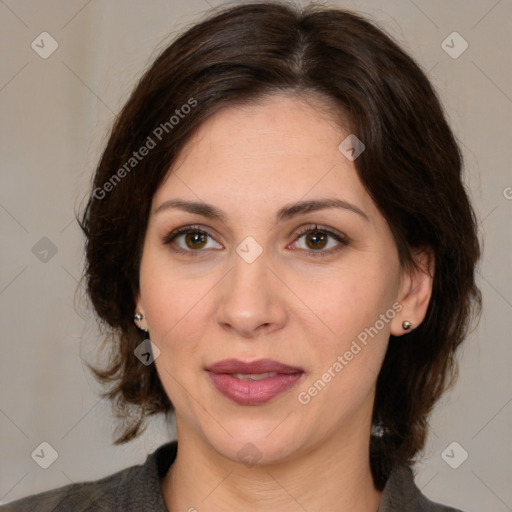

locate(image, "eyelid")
[[293, 223, 349, 243]]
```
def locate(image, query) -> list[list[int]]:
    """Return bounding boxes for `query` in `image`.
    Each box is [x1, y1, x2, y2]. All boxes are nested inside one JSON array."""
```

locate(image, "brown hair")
[[79, 1, 481, 487]]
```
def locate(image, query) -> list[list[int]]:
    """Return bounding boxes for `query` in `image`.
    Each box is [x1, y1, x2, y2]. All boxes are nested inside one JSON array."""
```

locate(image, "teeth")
[[232, 372, 278, 381]]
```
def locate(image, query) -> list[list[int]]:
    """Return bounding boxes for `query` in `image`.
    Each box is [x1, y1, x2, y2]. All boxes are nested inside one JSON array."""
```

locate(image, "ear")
[[390, 246, 434, 336], [134, 290, 143, 313]]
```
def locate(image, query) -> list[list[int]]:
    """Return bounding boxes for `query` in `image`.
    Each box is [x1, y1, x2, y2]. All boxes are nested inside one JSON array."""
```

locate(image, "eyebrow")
[[154, 198, 369, 223]]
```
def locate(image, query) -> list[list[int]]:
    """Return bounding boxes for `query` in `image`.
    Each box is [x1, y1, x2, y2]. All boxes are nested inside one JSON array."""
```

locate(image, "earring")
[[402, 320, 412, 331], [134, 312, 149, 332]]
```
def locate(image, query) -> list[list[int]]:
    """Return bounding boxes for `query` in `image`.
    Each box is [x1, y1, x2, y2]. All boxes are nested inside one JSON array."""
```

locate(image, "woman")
[[2, 2, 481, 511]]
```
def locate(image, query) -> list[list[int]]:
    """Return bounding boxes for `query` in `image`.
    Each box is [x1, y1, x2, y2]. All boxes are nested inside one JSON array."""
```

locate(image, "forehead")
[[153, 94, 374, 218]]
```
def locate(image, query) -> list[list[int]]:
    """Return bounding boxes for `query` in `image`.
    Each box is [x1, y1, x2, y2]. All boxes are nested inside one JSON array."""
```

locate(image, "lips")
[[206, 358, 303, 375], [205, 359, 304, 405]]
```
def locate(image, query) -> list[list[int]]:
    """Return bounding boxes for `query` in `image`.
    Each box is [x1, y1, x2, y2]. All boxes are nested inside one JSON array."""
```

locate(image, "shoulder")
[[0, 467, 137, 512], [379, 465, 465, 512], [0, 442, 177, 512]]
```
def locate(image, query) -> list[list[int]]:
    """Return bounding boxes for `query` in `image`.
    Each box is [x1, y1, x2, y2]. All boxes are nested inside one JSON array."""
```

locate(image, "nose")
[[214, 250, 288, 338]]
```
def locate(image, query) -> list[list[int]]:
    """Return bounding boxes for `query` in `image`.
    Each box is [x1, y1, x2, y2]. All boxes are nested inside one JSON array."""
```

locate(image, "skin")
[[135, 93, 434, 512]]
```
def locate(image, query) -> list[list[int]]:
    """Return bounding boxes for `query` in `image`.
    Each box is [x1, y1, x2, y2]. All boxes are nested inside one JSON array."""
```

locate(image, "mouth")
[[205, 359, 305, 405]]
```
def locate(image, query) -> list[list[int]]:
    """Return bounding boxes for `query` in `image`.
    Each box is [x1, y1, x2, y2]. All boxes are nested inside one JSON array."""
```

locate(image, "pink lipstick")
[[205, 359, 304, 405]]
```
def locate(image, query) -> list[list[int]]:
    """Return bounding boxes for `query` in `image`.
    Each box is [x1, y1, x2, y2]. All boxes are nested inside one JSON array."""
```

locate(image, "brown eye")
[[184, 232, 208, 249], [290, 225, 348, 257], [304, 231, 328, 250], [163, 226, 223, 254]]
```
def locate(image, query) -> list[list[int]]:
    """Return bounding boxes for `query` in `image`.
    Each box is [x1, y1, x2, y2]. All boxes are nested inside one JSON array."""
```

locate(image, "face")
[[136, 94, 415, 465]]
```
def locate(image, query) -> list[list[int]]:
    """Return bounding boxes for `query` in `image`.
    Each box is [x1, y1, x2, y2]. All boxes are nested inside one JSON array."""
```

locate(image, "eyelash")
[[162, 224, 348, 258]]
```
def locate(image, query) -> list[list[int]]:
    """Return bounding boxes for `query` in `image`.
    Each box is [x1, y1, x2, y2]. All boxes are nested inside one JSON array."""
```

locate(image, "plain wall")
[[1, 0, 511, 510]]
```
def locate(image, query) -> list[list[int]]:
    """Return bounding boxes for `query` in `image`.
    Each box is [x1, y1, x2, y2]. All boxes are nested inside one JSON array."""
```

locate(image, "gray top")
[[1, 441, 463, 511]]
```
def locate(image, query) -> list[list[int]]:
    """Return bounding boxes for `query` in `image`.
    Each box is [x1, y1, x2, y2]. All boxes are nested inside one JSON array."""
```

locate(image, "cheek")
[[296, 262, 398, 342], [292, 262, 399, 399], [144, 284, 210, 361], [297, 270, 395, 406], [140, 238, 207, 321], [144, 273, 212, 407], [138, 250, 211, 364]]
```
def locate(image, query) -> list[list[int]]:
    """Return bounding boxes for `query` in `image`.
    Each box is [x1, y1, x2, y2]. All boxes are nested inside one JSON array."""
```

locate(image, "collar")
[[131, 441, 458, 512]]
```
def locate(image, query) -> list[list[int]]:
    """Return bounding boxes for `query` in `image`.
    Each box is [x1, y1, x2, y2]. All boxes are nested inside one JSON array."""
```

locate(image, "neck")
[[162, 422, 382, 512]]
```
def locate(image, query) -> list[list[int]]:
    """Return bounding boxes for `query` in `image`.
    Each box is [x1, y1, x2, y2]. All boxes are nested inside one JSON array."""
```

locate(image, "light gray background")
[[1, 0, 511, 510]]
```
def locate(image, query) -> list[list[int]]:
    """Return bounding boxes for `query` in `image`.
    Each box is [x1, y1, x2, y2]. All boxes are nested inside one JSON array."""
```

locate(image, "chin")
[[220, 438, 298, 467], [200, 418, 307, 467]]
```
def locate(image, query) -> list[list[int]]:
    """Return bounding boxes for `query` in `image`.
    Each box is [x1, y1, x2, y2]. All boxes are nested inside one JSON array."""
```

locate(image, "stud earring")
[[134, 312, 149, 332], [402, 320, 412, 330]]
